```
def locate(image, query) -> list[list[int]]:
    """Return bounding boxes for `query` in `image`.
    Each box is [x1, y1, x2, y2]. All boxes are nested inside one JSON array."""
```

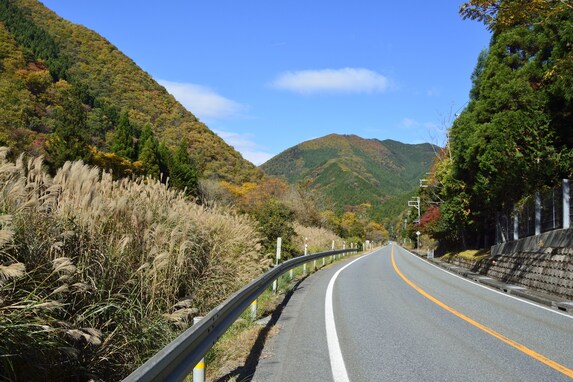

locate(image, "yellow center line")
[[391, 245, 573, 379]]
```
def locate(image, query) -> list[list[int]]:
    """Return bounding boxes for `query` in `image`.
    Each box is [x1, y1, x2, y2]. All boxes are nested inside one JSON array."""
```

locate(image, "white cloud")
[[271, 68, 390, 95], [402, 118, 442, 132], [214, 130, 275, 166], [401, 118, 420, 128], [243, 151, 275, 166], [158, 79, 245, 120]]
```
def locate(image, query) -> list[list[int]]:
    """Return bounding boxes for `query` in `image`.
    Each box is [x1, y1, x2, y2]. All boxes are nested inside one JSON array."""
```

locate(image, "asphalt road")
[[253, 244, 573, 381]]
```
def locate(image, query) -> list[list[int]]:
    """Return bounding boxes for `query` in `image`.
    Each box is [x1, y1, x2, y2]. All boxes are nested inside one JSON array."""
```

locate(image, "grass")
[[442, 249, 490, 262], [0, 148, 347, 381], [293, 223, 345, 254], [0, 149, 269, 381]]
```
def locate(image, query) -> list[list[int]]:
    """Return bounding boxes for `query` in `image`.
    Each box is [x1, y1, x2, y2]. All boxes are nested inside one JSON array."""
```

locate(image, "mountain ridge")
[[261, 134, 437, 220], [0, 0, 259, 183]]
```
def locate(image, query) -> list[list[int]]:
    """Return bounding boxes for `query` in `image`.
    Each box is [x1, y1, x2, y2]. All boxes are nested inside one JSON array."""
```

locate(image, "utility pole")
[[408, 197, 420, 223]]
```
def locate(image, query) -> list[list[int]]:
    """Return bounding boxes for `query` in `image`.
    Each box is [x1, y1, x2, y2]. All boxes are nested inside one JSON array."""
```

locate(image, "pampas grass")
[[293, 223, 344, 253], [0, 261, 25, 282], [0, 149, 265, 380]]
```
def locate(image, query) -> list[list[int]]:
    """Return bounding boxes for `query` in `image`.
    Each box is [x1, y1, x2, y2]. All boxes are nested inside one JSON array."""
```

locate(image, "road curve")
[[254, 244, 573, 381]]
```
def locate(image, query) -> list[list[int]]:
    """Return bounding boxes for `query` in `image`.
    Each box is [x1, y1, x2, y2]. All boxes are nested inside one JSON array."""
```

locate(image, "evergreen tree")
[[168, 140, 198, 195], [157, 141, 171, 181], [430, 3, 573, 249], [138, 135, 161, 178], [138, 123, 153, 151], [45, 88, 91, 171], [111, 111, 137, 161]]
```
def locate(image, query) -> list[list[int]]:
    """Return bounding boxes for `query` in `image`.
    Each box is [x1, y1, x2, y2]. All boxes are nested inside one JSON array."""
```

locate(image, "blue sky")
[[41, 0, 491, 165]]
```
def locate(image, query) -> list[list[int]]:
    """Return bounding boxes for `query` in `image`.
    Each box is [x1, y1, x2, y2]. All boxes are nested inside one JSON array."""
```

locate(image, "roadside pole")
[[192, 317, 205, 382], [272, 237, 282, 294], [303, 237, 307, 275]]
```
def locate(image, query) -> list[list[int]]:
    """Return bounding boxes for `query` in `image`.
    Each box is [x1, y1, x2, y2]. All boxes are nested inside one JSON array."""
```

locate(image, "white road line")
[[325, 251, 377, 382], [396, 245, 573, 319]]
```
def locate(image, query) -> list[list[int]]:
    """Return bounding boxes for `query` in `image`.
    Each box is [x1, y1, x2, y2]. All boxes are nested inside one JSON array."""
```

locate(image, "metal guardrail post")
[[192, 317, 205, 382]]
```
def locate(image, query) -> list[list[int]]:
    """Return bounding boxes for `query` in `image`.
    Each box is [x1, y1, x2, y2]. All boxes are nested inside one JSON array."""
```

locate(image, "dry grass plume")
[[0, 149, 266, 380]]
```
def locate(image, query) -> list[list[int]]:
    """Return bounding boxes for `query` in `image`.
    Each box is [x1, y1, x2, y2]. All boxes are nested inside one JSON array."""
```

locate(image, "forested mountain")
[[0, 0, 260, 185], [261, 134, 436, 220]]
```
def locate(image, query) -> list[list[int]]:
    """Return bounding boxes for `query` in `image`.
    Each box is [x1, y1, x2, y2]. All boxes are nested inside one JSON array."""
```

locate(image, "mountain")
[[261, 134, 437, 220], [0, 0, 260, 183]]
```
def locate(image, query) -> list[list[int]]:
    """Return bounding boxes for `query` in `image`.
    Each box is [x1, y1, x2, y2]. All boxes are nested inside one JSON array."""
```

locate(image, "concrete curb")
[[418, 254, 573, 315]]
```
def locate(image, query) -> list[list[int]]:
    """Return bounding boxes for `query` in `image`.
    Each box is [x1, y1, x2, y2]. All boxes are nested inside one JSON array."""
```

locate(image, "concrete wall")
[[492, 228, 573, 257], [448, 229, 573, 300]]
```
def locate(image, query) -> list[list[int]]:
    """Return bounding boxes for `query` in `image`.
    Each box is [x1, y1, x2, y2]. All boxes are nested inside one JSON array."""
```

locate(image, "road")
[[253, 244, 573, 381]]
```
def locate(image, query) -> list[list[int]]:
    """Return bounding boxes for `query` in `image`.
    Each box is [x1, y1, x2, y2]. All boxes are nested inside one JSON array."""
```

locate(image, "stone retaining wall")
[[444, 229, 573, 300]]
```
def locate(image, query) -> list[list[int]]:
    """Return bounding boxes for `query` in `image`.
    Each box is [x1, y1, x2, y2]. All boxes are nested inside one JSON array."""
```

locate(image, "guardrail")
[[124, 248, 359, 382]]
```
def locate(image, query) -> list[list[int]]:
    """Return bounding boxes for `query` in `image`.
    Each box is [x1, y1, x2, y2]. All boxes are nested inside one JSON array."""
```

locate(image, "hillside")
[[261, 134, 437, 220], [0, 0, 260, 183]]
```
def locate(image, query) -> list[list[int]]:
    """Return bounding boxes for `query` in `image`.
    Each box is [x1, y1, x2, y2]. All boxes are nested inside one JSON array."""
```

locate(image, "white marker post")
[[331, 240, 335, 262], [250, 299, 257, 320], [193, 316, 205, 382], [303, 237, 308, 275], [273, 237, 282, 294], [312, 238, 317, 272]]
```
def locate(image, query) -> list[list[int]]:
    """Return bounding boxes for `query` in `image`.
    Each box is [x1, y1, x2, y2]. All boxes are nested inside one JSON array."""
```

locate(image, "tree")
[[86, 101, 119, 144], [320, 210, 343, 236], [255, 199, 297, 258], [429, 2, 573, 249], [460, 0, 572, 33], [45, 83, 91, 171], [340, 212, 365, 240], [138, 123, 153, 149], [365, 221, 388, 243], [138, 135, 161, 178], [168, 140, 198, 195], [111, 111, 137, 161]]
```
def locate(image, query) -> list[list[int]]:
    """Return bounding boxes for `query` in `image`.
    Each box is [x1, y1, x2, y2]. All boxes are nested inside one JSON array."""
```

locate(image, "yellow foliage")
[[219, 177, 291, 212], [220, 181, 258, 198], [460, 0, 572, 32], [89, 147, 143, 178]]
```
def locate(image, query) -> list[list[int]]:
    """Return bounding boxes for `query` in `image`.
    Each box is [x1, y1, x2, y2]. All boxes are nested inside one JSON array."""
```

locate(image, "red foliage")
[[419, 205, 441, 232]]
